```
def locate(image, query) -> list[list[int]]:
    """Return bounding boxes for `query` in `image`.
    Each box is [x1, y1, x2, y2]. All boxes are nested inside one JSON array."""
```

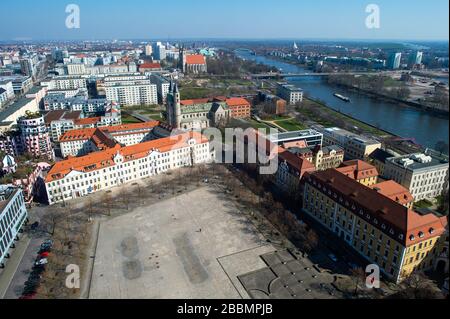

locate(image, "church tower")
[[178, 46, 186, 72], [166, 80, 181, 129]]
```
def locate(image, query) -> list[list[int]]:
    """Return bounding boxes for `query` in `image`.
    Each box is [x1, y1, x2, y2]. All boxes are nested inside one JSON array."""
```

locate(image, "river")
[[235, 49, 449, 150]]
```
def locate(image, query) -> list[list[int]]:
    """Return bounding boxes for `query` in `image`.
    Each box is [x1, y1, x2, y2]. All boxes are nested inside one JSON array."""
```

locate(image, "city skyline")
[[0, 0, 449, 41]]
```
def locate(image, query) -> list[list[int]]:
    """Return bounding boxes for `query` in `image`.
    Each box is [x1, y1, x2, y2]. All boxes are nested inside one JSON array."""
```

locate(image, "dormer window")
[[409, 235, 415, 241], [418, 231, 424, 238], [381, 224, 386, 230], [399, 234, 404, 240], [429, 228, 435, 234]]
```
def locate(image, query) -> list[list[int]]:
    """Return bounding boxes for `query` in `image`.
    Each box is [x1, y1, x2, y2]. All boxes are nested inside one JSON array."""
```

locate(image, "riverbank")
[[298, 97, 394, 137], [329, 82, 449, 116]]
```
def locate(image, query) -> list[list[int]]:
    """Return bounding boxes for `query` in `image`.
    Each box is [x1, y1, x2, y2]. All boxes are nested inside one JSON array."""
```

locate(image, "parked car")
[[39, 252, 50, 258], [34, 258, 48, 266], [328, 254, 338, 263]]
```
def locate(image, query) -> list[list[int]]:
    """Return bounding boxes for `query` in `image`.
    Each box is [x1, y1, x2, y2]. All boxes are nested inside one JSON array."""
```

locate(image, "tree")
[[349, 267, 366, 297], [390, 272, 444, 299], [41, 210, 64, 236], [435, 141, 449, 155]]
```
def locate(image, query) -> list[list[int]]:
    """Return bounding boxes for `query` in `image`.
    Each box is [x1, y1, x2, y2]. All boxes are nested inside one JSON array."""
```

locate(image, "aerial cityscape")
[[0, 0, 449, 305]]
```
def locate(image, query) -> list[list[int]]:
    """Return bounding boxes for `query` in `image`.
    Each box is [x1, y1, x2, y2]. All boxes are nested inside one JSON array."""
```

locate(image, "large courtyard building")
[[0, 185, 28, 268], [383, 153, 449, 202], [303, 169, 448, 283], [322, 127, 382, 160], [45, 131, 212, 205]]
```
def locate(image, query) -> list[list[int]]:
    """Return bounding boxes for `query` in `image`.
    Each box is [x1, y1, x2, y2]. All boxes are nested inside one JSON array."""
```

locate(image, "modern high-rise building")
[[387, 53, 402, 70], [152, 42, 166, 61], [20, 58, 36, 77], [408, 51, 423, 68], [145, 44, 153, 57]]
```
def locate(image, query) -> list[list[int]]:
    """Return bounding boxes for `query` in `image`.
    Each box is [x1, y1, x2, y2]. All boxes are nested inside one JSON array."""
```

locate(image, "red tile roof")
[[101, 121, 160, 134], [336, 160, 379, 180], [225, 97, 251, 107], [74, 117, 101, 126], [59, 128, 97, 142], [304, 169, 448, 246], [186, 55, 206, 65], [46, 132, 209, 183], [139, 63, 162, 70], [370, 180, 414, 206]]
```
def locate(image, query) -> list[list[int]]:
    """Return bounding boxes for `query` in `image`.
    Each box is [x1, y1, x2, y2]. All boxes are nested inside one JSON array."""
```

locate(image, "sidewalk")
[[0, 234, 31, 299]]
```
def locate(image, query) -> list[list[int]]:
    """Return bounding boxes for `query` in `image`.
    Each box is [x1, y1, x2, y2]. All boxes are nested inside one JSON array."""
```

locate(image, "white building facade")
[[45, 132, 212, 205]]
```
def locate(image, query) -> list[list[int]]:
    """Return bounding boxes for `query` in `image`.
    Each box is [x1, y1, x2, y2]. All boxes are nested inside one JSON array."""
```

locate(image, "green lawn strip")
[[299, 98, 387, 136], [274, 119, 307, 131]]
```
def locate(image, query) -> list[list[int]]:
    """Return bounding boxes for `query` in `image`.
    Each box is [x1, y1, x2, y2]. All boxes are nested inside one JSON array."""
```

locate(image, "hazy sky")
[[0, 0, 448, 41]]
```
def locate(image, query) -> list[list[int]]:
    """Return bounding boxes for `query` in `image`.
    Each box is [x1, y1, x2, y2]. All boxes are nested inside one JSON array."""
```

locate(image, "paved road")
[[2, 206, 50, 299]]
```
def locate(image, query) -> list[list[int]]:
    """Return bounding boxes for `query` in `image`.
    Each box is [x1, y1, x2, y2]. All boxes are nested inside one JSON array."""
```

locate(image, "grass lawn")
[[413, 199, 434, 210], [121, 113, 143, 124], [274, 119, 307, 131], [180, 87, 224, 99]]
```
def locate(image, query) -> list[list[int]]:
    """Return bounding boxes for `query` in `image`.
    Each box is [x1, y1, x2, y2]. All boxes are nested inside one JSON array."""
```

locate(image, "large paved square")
[[89, 187, 277, 299]]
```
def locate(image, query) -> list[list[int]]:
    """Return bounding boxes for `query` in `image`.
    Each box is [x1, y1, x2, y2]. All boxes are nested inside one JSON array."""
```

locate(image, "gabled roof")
[[370, 180, 414, 206], [139, 63, 162, 70], [304, 169, 448, 246], [185, 55, 206, 65], [46, 131, 209, 183], [225, 97, 251, 107], [101, 121, 160, 134], [336, 160, 379, 180]]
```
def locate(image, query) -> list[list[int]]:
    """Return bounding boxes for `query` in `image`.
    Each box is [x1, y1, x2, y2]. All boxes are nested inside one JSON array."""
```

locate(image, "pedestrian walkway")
[[0, 234, 31, 299]]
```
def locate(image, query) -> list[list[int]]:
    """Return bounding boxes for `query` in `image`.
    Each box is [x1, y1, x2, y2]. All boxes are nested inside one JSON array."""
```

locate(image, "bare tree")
[[350, 267, 366, 297]]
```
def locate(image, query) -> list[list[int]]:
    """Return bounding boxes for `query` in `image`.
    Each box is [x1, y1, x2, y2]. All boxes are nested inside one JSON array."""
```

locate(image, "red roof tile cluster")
[[139, 63, 162, 70], [47, 131, 209, 183], [185, 55, 206, 65], [304, 169, 447, 246], [370, 180, 414, 206], [102, 121, 160, 134], [336, 160, 379, 180]]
